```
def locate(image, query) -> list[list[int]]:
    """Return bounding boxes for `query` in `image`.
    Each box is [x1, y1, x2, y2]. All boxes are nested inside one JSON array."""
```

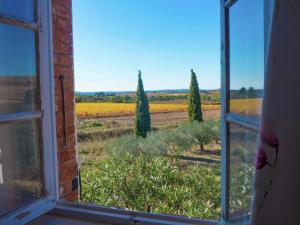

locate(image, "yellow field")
[[76, 102, 220, 118], [230, 98, 262, 115], [76, 98, 262, 118]]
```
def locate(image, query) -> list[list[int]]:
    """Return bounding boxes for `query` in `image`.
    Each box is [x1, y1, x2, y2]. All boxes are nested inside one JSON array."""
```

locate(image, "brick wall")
[[52, 0, 78, 201]]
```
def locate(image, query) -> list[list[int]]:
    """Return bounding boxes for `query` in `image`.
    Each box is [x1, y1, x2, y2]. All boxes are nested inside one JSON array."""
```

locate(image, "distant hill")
[[76, 89, 221, 96]]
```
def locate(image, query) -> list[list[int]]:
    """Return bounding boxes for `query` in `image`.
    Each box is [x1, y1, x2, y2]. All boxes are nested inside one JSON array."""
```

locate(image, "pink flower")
[[256, 148, 268, 170], [260, 133, 279, 148]]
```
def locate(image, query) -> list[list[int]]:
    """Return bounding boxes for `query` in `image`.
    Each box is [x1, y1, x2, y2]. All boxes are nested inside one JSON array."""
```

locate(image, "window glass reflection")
[[0, 120, 42, 217], [0, 23, 38, 114], [0, 0, 34, 21], [229, 123, 257, 218], [229, 0, 264, 120]]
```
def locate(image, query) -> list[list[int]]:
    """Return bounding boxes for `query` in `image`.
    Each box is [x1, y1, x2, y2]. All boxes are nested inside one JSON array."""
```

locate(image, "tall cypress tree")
[[135, 70, 151, 138], [188, 69, 203, 122]]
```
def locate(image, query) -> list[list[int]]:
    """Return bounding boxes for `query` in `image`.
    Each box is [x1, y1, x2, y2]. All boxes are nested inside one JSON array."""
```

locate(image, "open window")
[[0, 1, 57, 224], [0, 0, 272, 224], [221, 0, 265, 223]]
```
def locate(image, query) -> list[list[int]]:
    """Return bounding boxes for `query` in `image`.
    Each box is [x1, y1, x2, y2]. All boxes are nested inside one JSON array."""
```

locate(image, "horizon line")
[[75, 87, 264, 93]]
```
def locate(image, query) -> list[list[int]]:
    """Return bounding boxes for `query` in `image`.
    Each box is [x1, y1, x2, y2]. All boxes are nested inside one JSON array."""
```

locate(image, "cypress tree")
[[188, 69, 203, 122], [135, 70, 151, 138], [188, 69, 204, 151]]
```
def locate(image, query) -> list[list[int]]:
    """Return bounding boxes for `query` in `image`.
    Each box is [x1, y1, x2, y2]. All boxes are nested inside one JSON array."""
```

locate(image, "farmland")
[[230, 98, 262, 116], [76, 102, 220, 118], [76, 98, 262, 119], [76, 90, 261, 219]]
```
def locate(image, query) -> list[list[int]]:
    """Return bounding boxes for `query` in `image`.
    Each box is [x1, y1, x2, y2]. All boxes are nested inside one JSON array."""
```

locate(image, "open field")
[[77, 110, 220, 163], [230, 98, 262, 116], [76, 98, 261, 119], [76, 102, 220, 118]]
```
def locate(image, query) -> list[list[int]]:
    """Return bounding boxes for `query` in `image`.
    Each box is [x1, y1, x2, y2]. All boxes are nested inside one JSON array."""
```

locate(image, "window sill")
[[47, 201, 220, 225]]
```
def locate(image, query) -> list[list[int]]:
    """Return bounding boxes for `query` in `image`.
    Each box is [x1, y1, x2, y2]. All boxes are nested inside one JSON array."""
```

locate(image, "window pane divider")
[[0, 13, 38, 31], [226, 113, 259, 131], [225, 0, 238, 8], [221, 0, 230, 222], [0, 111, 42, 124]]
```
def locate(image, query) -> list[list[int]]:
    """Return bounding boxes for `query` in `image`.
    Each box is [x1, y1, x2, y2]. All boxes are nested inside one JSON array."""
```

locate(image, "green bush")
[[106, 120, 220, 155], [81, 153, 221, 219], [205, 120, 221, 144], [106, 135, 139, 156], [229, 165, 255, 214], [178, 120, 218, 151]]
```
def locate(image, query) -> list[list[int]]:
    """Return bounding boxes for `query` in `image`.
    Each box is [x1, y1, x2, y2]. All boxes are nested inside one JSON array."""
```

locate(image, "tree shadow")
[[179, 155, 220, 164], [192, 148, 221, 156]]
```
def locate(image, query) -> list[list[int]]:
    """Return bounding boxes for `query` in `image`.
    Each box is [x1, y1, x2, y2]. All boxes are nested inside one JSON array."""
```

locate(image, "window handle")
[[59, 75, 68, 147]]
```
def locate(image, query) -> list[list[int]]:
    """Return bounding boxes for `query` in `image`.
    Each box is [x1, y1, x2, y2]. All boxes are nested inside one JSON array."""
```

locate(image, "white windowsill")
[[39, 201, 220, 225]]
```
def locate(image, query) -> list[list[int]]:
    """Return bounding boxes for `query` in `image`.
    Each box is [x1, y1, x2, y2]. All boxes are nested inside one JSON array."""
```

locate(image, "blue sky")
[[73, 0, 220, 92], [230, 0, 264, 90]]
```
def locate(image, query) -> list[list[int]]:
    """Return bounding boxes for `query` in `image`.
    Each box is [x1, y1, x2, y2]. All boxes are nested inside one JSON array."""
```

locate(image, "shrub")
[[81, 153, 221, 219], [138, 130, 169, 155], [107, 120, 220, 155], [106, 135, 139, 156], [178, 121, 215, 151], [208, 120, 221, 144], [230, 165, 255, 212]]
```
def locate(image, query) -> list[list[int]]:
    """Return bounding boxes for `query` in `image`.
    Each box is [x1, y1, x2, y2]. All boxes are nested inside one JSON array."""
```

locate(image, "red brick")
[[54, 65, 73, 77], [57, 124, 76, 138], [59, 159, 77, 180], [57, 135, 76, 151], [53, 41, 73, 55], [53, 0, 78, 201]]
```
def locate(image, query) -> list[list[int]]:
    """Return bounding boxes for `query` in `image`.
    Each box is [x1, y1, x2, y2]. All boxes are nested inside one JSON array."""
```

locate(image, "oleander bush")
[[81, 153, 221, 219]]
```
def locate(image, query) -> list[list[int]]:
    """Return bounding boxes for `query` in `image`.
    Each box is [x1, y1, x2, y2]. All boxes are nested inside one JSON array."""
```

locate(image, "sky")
[[72, 0, 221, 92], [230, 0, 264, 90]]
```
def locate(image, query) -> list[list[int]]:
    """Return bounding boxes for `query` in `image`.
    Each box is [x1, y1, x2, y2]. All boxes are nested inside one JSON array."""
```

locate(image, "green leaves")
[[135, 71, 151, 138], [178, 120, 220, 151], [106, 120, 220, 155], [188, 69, 203, 122], [81, 119, 222, 219], [81, 153, 221, 219]]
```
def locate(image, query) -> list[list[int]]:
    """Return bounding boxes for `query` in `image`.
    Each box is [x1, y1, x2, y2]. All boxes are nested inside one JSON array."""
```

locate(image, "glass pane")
[[0, 120, 42, 216], [0, 23, 38, 114], [229, 123, 257, 218], [229, 0, 264, 120], [0, 0, 35, 22]]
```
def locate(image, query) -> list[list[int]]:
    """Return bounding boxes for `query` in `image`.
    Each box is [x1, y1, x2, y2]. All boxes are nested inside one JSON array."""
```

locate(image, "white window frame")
[[0, 1, 58, 224], [220, 0, 273, 224]]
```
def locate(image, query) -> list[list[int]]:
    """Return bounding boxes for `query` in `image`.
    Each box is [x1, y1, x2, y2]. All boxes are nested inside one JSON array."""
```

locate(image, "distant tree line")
[[75, 91, 220, 104], [230, 87, 263, 99]]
